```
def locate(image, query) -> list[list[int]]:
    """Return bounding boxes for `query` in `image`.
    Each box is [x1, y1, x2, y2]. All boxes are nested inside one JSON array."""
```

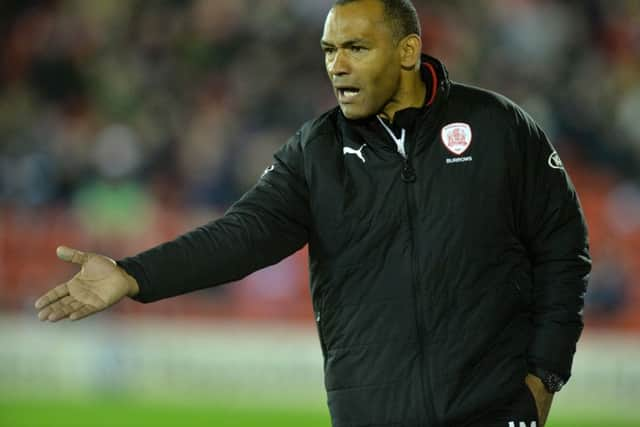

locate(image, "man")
[[35, 1, 591, 426]]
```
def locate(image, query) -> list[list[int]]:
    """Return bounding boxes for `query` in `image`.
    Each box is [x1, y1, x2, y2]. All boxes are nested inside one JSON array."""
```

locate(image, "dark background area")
[[0, 0, 638, 330]]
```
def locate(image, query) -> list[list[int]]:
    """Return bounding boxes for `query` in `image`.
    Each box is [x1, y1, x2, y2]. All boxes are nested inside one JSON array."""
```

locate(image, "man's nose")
[[328, 50, 350, 77]]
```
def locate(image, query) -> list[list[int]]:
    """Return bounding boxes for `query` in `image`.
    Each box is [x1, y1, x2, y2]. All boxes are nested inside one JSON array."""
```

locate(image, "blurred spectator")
[[0, 0, 638, 327], [584, 244, 630, 319], [605, 181, 640, 237]]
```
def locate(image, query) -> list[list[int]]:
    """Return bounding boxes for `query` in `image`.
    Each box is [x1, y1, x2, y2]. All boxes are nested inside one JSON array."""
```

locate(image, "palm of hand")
[[67, 255, 124, 310], [35, 247, 133, 322]]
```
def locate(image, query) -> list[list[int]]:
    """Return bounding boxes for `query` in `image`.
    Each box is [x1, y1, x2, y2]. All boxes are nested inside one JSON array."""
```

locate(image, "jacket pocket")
[[315, 294, 328, 360]]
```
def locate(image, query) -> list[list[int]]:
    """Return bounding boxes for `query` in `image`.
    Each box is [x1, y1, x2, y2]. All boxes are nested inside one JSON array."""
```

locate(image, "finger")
[[56, 246, 89, 265], [69, 305, 99, 321], [55, 296, 84, 317], [47, 308, 70, 322], [39, 297, 85, 322], [40, 295, 77, 321], [38, 300, 68, 321], [38, 306, 54, 321], [34, 282, 69, 310]]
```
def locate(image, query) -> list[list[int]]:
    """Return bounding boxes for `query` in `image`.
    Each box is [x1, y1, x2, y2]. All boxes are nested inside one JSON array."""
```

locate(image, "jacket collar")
[[338, 54, 450, 152]]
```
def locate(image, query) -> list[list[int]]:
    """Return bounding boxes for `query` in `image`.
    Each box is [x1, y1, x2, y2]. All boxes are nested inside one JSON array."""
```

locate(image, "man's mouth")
[[336, 87, 361, 102]]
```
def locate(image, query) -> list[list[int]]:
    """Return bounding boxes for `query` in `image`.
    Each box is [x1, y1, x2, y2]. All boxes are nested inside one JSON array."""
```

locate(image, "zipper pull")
[[402, 161, 416, 183]]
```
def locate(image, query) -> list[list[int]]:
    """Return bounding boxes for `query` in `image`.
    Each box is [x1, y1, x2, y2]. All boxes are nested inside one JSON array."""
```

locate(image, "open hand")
[[35, 246, 139, 322]]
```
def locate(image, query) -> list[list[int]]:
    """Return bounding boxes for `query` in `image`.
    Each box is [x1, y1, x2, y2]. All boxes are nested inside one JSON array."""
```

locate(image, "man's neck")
[[378, 69, 427, 123]]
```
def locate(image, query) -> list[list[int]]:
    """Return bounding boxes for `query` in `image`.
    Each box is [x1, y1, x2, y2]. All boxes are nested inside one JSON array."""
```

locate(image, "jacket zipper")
[[380, 112, 440, 424], [401, 152, 438, 426]]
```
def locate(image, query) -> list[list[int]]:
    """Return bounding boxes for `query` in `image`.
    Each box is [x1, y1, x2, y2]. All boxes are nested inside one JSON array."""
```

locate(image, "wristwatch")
[[532, 367, 565, 393]]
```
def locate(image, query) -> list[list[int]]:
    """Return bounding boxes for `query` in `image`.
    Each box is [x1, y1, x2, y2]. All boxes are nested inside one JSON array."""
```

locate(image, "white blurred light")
[[92, 123, 142, 179]]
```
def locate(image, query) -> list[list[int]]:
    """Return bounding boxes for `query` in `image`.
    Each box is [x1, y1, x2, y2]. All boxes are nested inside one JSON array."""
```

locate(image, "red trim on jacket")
[[424, 62, 438, 107]]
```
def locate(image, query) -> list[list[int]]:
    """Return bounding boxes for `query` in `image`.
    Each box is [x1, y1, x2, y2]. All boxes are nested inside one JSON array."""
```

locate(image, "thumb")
[[56, 246, 89, 265]]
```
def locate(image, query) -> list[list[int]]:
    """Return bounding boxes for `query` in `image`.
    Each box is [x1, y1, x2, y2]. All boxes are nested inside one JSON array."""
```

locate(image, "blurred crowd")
[[0, 0, 639, 328]]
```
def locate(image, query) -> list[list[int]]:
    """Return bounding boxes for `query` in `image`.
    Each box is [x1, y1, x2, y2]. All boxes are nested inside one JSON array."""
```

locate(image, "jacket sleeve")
[[512, 109, 591, 382], [117, 131, 310, 303]]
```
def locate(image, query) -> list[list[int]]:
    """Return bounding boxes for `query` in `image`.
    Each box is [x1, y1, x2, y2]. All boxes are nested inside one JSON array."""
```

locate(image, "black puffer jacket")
[[119, 55, 591, 427]]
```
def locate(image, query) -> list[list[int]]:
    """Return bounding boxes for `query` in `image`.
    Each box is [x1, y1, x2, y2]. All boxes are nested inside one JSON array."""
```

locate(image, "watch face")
[[544, 373, 565, 393]]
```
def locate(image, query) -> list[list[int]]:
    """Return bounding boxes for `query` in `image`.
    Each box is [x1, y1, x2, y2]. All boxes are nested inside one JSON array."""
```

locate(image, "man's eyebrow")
[[321, 38, 369, 48]]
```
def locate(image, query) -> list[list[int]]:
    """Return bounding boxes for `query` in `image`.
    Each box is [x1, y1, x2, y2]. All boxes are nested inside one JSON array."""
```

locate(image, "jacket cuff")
[[527, 327, 579, 383], [116, 257, 153, 303]]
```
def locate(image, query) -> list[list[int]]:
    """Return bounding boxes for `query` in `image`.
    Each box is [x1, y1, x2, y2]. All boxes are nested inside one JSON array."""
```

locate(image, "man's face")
[[321, 0, 402, 119]]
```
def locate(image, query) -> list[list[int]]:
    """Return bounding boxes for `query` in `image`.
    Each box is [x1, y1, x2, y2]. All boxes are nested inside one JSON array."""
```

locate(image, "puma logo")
[[343, 144, 367, 163], [261, 164, 275, 177]]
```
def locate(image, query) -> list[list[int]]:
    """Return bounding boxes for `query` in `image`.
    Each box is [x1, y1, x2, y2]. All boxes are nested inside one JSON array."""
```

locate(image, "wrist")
[[119, 267, 140, 297], [530, 367, 565, 393]]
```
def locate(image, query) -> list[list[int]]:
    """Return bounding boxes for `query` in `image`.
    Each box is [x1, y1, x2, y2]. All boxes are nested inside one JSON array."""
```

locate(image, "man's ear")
[[399, 34, 422, 70]]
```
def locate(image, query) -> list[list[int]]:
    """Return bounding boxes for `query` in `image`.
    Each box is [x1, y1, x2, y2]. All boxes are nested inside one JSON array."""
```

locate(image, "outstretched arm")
[[35, 130, 310, 318], [118, 131, 310, 303]]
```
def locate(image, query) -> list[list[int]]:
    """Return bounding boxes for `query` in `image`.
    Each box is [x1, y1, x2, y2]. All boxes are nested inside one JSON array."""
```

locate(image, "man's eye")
[[351, 46, 365, 53], [323, 47, 336, 54]]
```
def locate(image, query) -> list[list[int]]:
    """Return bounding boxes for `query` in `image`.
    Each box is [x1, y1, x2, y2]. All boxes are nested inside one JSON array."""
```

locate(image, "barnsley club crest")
[[441, 123, 472, 155]]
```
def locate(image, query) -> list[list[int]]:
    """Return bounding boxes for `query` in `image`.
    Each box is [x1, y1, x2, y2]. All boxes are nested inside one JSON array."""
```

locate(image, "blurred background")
[[0, 0, 639, 426]]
